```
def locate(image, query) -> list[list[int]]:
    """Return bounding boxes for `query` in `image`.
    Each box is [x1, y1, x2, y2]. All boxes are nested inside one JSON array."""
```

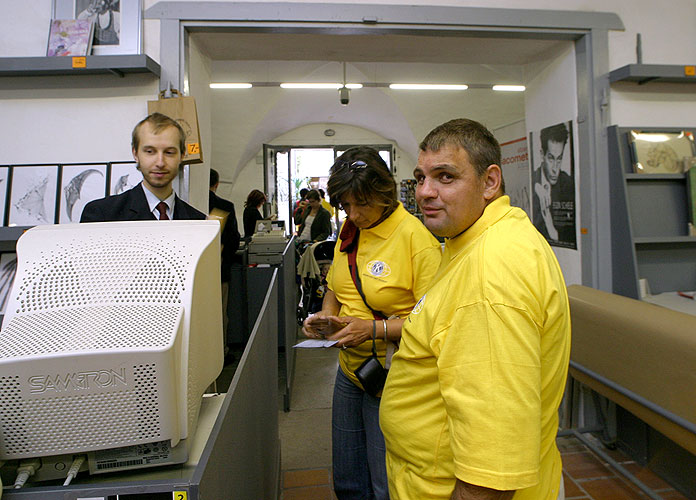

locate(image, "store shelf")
[[0, 55, 160, 78], [609, 64, 696, 85]]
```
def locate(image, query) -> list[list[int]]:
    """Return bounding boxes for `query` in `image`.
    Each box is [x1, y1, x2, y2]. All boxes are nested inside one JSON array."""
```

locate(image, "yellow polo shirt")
[[380, 196, 570, 499], [321, 199, 334, 217], [326, 203, 441, 389]]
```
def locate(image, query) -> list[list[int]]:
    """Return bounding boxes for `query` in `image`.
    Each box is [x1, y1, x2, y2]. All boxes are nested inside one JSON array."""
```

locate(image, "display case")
[[607, 125, 696, 298]]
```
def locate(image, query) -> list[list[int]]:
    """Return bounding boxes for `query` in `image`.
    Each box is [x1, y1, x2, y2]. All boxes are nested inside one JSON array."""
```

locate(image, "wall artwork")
[[529, 121, 577, 250], [52, 0, 142, 55], [8, 166, 59, 226], [0, 167, 9, 226], [59, 164, 107, 223], [109, 163, 140, 195], [0, 253, 17, 316]]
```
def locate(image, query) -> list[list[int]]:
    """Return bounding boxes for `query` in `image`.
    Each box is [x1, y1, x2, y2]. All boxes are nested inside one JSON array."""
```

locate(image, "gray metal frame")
[[146, 1, 623, 291]]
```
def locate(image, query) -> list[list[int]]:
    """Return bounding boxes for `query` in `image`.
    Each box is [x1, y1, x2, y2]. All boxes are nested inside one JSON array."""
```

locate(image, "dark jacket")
[[298, 206, 332, 242], [243, 206, 263, 241], [209, 191, 241, 280], [80, 183, 206, 222]]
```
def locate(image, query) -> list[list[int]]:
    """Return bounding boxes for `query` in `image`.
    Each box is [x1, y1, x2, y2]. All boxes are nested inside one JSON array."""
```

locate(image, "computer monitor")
[[0, 220, 223, 483]]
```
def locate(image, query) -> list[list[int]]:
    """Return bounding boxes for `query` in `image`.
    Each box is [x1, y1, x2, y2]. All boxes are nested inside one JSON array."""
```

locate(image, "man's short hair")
[[419, 118, 505, 192], [540, 123, 569, 154], [210, 168, 220, 188], [132, 112, 186, 156], [327, 146, 398, 212], [299, 188, 309, 198]]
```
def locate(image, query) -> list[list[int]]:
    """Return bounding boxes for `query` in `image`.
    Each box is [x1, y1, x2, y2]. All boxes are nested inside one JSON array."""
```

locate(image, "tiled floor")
[[276, 337, 691, 500]]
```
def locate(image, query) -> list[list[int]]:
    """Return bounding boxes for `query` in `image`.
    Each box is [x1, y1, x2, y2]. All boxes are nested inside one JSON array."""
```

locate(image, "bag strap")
[[346, 235, 387, 320]]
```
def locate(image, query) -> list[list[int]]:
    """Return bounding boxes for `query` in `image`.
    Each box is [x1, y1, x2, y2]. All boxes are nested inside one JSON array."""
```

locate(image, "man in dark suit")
[[81, 112, 206, 222]]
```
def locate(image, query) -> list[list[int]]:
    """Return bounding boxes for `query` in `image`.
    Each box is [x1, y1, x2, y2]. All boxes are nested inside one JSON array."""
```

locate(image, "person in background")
[[81, 112, 205, 222], [243, 189, 266, 241], [380, 118, 571, 500], [209, 168, 241, 364], [296, 189, 332, 243], [302, 146, 441, 500], [293, 187, 310, 226]]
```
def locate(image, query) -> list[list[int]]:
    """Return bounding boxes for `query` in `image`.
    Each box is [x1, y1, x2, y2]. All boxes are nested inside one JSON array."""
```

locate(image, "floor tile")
[[563, 451, 616, 480], [283, 468, 330, 489], [282, 484, 335, 500], [579, 477, 649, 500], [564, 471, 588, 498], [279, 407, 333, 469], [621, 463, 674, 491], [656, 490, 691, 500]]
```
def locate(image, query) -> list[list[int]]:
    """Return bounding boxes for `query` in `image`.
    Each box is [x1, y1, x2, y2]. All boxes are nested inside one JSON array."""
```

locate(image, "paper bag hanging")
[[147, 89, 203, 164]]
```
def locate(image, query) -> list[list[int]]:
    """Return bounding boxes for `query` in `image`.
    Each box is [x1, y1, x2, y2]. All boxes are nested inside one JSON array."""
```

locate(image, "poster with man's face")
[[529, 120, 576, 249]]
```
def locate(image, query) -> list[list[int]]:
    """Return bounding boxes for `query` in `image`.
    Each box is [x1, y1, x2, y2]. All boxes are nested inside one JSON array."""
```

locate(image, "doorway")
[[264, 144, 394, 236]]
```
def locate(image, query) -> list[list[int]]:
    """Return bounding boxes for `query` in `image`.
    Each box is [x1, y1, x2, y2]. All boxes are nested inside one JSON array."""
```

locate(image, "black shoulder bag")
[[341, 220, 388, 397]]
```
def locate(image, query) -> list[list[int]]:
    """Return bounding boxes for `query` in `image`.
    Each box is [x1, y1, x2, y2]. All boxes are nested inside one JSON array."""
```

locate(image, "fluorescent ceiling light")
[[389, 84, 468, 90], [631, 133, 673, 143], [345, 83, 363, 89], [492, 85, 526, 92], [280, 83, 342, 89], [209, 83, 252, 89]]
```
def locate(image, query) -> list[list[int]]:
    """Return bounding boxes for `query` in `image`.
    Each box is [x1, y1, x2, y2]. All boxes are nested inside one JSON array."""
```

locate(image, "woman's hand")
[[303, 313, 343, 339], [325, 316, 374, 349]]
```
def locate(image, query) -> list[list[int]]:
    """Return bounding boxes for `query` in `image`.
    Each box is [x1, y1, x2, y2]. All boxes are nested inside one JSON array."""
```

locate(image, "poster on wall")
[[8, 166, 59, 226], [529, 120, 576, 249], [0, 252, 17, 316], [59, 164, 107, 223], [109, 163, 140, 195], [0, 167, 9, 226], [500, 137, 530, 217]]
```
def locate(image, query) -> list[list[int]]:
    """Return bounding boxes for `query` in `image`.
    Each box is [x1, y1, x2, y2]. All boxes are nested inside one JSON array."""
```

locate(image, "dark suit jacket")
[[80, 184, 206, 222], [298, 206, 332, 242], [209, 190, 241, 280]]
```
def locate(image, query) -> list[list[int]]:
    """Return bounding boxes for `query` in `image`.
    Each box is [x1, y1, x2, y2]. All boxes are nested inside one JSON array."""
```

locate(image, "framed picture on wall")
[[628, 130, 696, 174], [0, 167, 9, 226], [8, 166, 59, 226], [52, 0, 142, 55], [59, 164, 108, 223], [0, 252, 17, 316], [109, 162, 140, 195]]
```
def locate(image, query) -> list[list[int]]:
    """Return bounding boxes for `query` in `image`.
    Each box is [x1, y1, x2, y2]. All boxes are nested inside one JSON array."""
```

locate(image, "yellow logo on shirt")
[[411, 294, 426, 315], [367, 260, 391, 278]]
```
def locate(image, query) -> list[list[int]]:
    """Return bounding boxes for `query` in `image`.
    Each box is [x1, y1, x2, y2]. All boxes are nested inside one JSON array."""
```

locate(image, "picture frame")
[[52, 0, 142, 56], [8, 166, 59, 227], [0, 167, 9, 226], [46, 19, 94, 56], [109, 162, 140, 195], [0, 252, 17, 316], [628, 130, 696, 174], [59, 164, 108, 223]]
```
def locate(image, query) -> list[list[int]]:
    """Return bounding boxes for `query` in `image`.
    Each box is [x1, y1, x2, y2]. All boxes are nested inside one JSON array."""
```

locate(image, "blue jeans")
[[332, 367, 390, 500]]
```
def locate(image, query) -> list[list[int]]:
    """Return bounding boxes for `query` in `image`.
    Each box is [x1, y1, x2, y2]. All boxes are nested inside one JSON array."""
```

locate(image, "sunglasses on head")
[[339, 160, 367, 171]]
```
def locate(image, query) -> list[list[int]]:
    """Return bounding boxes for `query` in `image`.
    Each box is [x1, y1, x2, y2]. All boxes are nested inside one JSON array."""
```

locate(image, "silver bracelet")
[[382, 319, 388, 342]]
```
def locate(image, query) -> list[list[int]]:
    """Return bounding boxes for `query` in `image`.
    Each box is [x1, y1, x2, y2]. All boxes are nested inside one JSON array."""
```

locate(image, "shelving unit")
[[609, 64, 696, 85], [0, 55, 160, 78], [607, 125, 696, 299]]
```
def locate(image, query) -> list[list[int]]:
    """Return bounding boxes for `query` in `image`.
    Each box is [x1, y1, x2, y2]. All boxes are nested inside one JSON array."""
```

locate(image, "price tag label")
[[685, 66, 696, 77], [72, 57, 86, 68], [173, 492, 188, 500], [187, 143, 200, 155]]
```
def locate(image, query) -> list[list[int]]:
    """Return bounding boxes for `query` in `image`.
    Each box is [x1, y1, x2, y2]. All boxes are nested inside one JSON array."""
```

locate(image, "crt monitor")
[[0, 220, 223, 484]]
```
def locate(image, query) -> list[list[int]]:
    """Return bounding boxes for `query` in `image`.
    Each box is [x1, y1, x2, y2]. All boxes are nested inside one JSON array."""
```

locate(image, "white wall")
[[524, 42, 582, 285]]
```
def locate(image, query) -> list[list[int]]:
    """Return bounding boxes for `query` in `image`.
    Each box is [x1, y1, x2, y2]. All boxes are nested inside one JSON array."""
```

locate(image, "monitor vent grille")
[[0, 364, 161, 457], [0, 305, 179, 358], [10, 237, 191, 315]]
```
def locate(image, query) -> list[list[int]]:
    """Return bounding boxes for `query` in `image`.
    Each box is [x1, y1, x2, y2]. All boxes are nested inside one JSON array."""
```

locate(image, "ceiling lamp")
[[389, 84, 468, 90], [492, 85, 526, 92], [280, 83, 343, 89], [209, 83, 252, 89]]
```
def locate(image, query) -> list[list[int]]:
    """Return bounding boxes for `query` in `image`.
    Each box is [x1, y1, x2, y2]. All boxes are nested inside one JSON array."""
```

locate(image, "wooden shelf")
[[609, 64, 696, 85], [0, 55, 160, 78]]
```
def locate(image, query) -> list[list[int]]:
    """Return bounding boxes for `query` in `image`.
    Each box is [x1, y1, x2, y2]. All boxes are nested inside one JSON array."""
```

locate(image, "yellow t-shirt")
[[380, 196, 571, 500], [321, 199, 334, 217], [326, 203, 442, 389]]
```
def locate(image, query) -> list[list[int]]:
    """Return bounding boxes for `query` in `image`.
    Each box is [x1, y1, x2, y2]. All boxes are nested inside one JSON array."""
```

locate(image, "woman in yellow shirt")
[[303, 146, 441, 500]]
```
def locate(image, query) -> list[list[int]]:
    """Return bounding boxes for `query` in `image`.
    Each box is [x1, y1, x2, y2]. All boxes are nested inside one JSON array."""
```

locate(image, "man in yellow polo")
[[380, 118, 571, 500]]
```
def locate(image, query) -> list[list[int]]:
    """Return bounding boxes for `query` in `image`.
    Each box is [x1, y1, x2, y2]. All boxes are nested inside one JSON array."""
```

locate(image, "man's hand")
[[451, 479, 514, 500]]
